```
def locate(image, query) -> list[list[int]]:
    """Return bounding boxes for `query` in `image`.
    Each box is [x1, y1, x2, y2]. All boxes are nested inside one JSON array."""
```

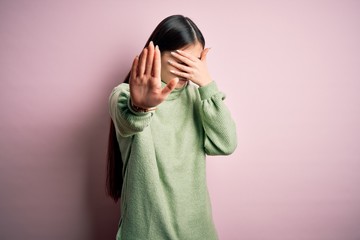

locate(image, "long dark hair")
[[106, 15, 206, 202]]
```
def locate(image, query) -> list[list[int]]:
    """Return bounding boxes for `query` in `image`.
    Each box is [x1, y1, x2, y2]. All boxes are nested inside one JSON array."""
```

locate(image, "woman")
[[107, 15, 237, 240]]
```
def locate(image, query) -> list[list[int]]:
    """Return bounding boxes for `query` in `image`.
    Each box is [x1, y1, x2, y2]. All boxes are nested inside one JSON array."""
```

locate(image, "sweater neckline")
[[161, 80, 188, 100]]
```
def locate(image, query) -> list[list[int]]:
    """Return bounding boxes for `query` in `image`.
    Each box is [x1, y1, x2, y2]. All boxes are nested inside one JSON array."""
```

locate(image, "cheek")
[[160, 58, 173, 81]]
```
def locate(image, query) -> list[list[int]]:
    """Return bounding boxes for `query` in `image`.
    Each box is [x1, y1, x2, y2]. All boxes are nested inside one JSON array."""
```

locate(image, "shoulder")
[[113, 82, 129, 92], [110, 82, 129, 97], [109, 83, 130, 108]]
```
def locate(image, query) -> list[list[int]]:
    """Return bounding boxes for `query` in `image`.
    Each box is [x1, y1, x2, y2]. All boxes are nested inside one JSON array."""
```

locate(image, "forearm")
[[199, 81, 237, 155]]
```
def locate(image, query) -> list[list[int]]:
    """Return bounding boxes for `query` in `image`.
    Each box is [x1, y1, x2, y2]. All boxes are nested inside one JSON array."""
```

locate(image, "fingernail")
[[167, 60, 172, 64], [149, 41, 153, 46], [176, 50, 182, 53], [170, 51, 175, 55], [155, 45, 159, 50]]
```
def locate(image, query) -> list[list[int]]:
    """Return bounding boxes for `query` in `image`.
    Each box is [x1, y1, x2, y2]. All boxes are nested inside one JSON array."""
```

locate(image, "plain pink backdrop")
[[1, 1, 360, 239]]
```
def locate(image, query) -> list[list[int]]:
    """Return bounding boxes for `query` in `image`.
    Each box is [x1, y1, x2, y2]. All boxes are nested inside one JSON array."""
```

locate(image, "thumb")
[[161, 78, 179, 97]]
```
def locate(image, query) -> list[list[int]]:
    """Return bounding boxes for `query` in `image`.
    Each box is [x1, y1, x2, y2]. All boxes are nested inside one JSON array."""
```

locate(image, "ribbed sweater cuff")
[[198, 81, 218, 100]]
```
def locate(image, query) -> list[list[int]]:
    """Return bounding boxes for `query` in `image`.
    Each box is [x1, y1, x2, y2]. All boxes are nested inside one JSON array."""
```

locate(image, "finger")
[[170, 51, 195, 66], [200, 48, 211, 61], [145, 41, 154, 76], [138, 48, 148, 77], [168, 59, 192, 73], [130, 55, 139, 82], [175, 49, 199, 62], [160, 77, 179, 97], [170, 69, 191, 80], [153, 45, 161, 79]]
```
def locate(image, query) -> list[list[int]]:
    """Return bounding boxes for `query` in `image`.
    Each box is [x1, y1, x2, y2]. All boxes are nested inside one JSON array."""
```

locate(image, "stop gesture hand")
[[130, 41, 178, 110]]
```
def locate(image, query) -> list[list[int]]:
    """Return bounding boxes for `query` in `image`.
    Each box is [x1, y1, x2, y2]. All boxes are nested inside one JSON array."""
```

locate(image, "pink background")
[[1, 1, 360, 239]]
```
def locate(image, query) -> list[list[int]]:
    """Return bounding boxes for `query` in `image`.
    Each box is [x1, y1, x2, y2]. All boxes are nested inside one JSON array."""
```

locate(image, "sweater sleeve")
[[108, 83, 154, 137], [198, 81, 237, 155]]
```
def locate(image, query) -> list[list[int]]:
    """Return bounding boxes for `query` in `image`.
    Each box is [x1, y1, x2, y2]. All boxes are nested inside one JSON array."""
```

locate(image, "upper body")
[[109, 80, 237, 240]]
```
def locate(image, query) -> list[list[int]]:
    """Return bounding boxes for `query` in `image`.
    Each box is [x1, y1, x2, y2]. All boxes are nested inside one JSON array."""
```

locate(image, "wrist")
[[130, 99, 157, 112], [198, 78, 212, 87], [198, 81, 218, 100]]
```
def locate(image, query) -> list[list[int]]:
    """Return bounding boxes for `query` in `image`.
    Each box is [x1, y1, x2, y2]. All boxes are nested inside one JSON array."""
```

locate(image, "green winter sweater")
[[109, 81, 237, 240]]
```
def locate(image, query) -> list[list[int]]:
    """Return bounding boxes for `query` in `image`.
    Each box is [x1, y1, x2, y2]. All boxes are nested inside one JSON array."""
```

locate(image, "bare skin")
[[129, 41, 212, 109]]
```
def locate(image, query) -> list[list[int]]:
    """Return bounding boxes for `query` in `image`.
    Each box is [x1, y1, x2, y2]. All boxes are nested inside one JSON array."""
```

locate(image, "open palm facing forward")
[[129, 41, 178, 110]]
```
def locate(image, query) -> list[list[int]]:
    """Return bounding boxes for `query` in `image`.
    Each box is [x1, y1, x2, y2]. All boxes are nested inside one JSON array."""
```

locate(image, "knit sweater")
[[109, 80, 237, 240]]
